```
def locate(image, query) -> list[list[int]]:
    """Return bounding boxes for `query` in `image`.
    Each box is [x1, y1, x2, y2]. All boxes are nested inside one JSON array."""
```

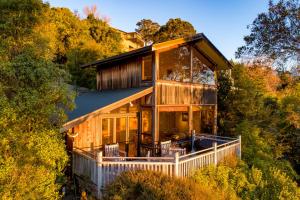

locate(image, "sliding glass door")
[[101, 115, 138, 156]]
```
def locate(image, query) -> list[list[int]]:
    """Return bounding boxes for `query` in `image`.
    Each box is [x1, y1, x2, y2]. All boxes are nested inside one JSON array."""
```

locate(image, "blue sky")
[[46, 0, 269, 60]]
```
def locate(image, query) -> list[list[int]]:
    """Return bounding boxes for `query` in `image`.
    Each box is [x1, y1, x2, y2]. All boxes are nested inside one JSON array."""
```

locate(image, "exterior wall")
[[70, 115, 102, 151], [67, 96, 152, 156], [97, 58, 142, 90], [156, 81, 217, 105]]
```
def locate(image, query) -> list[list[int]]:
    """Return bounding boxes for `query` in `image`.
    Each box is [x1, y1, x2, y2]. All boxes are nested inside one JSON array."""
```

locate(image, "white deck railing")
[[72, 135, 241, 198]]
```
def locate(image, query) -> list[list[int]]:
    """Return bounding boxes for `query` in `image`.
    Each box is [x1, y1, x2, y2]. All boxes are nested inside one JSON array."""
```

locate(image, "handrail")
[[197, 133, 237, 140], [73, 134, 240, 164], [217, 139, 239, 148], [101, 156, 174, 161], [179, 147, 214, 159]]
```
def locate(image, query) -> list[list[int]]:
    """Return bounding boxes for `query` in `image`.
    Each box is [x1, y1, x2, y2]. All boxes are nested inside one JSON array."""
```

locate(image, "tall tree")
[[0, 0, 73, 198], [153, 18, 196, 43], [236, 0, 300, 70], [135, 19, 160, 45]]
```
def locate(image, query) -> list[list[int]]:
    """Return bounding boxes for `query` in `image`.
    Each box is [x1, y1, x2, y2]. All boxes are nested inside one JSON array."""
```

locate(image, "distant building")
[[114, 28, 145, 51]]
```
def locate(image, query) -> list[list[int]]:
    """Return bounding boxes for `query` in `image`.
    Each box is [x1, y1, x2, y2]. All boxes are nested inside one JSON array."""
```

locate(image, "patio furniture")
[[104, 143, 127, 157], [160, 140, 186, 157]]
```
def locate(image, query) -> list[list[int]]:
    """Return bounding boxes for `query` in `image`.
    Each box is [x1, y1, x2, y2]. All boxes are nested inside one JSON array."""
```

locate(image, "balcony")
[[72, 134, 241, 198]]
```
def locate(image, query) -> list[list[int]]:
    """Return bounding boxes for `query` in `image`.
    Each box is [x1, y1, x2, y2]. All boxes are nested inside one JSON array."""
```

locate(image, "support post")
[[96, 151, 103, 198], [213, 142, 217, 166], [174, 152, 180, 177], [238, 135, 241, 159], [191, 130, 195, 152]]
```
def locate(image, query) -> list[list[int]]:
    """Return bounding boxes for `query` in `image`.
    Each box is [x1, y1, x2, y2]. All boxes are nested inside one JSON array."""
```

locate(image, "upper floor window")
[[159, 46, 191, 82], [142, 55, 152, 81], [158, 45, 215, 85], [192, 48, 215, 85]]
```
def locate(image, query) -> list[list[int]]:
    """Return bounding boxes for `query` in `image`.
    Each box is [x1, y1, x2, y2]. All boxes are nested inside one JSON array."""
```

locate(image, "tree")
[[0, 0, 74, 198], [136, 19, 160, 45], [0, 0, 49, 60], [153, 18, 196, 43], [236, 0, 300, 70]]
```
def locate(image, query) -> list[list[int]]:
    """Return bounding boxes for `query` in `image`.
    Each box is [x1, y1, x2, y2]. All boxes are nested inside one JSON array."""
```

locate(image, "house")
[[64, 33, 241, 198], [114, 28, 145, 51]]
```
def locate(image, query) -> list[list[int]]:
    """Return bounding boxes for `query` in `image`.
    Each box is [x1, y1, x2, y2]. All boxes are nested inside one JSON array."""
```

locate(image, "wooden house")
[[63, 33, 241, 197]]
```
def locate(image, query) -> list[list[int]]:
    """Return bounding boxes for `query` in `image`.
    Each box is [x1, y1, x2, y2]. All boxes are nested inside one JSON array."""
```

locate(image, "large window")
[[142, 55, 152, 81], [158, 45, 215, 85], [159, 111, 189, 141], [116, 117, 127, 152], [159, 46, 191, 82], [192, 48, 215, 85], [102, 118, 114, 145]]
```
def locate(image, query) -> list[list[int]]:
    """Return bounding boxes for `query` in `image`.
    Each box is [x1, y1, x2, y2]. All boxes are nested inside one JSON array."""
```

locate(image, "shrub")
[[102, 170, 231, 200]]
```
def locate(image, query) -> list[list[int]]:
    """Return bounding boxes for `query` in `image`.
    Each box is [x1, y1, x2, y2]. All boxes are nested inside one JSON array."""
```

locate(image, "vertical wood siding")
[[97, 58, 142, 90], [72, 116, 102, 151], [156, 81, 217, 105]]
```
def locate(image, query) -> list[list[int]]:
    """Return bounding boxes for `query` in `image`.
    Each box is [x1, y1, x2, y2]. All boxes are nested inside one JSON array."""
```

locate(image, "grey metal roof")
[[66, 87, 150, 122]]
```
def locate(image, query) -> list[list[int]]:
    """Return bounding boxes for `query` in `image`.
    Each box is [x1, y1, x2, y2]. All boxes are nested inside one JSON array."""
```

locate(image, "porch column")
[[188, 105, 193, 135], [152, 51, 159, 146], [213, 104, 217, 135], [137, 112, 142, 156]]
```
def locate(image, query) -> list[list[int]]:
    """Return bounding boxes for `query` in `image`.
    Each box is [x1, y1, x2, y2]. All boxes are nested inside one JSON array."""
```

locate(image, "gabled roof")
[[81, 33, 232, 70], [63, 87, 152, 130]]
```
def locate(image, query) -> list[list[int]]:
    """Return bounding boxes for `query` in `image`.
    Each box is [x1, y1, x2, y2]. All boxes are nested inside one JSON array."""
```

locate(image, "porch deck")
[[72, 134, 241, 197]]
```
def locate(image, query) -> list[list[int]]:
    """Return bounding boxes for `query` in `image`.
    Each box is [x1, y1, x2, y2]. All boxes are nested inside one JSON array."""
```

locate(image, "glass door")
[[128, 117, 138, 156], [102, 118, 114, 145], [116, 117, 127, 153]]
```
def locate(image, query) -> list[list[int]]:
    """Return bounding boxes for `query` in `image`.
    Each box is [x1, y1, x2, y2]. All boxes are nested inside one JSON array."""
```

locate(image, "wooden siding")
[[156, 81, 217, 105], [71, 115, 102, 151], [97, 58, 142, 90]]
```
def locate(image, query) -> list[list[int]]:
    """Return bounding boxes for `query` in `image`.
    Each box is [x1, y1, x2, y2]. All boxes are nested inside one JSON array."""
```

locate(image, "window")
[[159, 46, 191, 82], [192, 48, 215, 85], [102, 118, 114, 145], [159, 111, 189, 141], [200, 107, 214, 134], [158, 45, 216, 85], [116, 117, 127, 152], [142, 55, 152, 81]]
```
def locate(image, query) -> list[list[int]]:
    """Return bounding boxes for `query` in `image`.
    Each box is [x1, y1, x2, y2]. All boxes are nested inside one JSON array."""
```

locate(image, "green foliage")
[[136, 19, 160, 45], [218, 63, 300, 180], [0, 0, 74, 198], [136, 18, 196, 44], [47, 8, 123, 88], [153, 18, 196, 43], [0, 0, 49, 60], [192, 164, 300, 200], [236, 0, 300, 69], [103, 170, 232, 200]]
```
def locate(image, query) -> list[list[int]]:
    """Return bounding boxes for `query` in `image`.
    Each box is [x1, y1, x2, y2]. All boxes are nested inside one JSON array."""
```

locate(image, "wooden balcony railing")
[[72, 134, 241, 198]]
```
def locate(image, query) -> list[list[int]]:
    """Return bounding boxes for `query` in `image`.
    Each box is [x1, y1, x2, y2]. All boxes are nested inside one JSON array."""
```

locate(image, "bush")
[[192, 163, 300, 200], [102, 170, 232, 200]]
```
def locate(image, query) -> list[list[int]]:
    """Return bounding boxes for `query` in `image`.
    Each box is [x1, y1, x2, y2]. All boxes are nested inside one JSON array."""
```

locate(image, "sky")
[[46, 0, 270, 60]]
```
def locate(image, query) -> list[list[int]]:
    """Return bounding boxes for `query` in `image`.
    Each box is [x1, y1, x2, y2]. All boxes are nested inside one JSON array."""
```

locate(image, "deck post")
[[213, 142, 217, 166], [96, 151, 103, 198], [238, 135, 241, 159], [191, 130, 195, 152], [174, 152, 180, 176]]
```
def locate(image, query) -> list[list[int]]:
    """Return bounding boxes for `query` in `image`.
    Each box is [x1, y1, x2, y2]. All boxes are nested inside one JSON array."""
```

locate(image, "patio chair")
[[104, 143, 127, 157], [160, 140, 186, 157]]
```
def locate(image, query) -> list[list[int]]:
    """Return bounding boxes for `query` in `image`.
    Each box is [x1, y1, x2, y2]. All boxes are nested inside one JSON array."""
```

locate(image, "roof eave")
[[81, 45, 152, 68]]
